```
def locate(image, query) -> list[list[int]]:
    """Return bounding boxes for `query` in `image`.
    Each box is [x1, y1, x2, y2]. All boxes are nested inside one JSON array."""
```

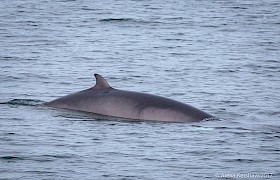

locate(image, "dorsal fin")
[[92, 74, 112, 89]]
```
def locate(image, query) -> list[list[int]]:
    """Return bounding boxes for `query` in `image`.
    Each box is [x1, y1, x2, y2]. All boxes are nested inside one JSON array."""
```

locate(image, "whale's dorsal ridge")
[[93, 74, 112, 89]]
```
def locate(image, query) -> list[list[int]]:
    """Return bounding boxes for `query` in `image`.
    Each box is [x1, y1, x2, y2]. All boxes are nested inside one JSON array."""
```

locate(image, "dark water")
[[1, 0, 279, 179]]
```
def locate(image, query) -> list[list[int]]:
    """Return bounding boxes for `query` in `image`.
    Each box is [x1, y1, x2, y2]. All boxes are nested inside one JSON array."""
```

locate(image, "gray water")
[[1, 0, 279, 179]]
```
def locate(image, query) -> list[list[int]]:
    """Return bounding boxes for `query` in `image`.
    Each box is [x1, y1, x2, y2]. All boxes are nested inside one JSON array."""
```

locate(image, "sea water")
[[0, 0, 279, 179]]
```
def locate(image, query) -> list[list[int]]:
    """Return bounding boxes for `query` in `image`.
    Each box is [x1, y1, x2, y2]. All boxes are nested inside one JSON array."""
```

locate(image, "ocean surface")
[[1, 0, 279, 179]]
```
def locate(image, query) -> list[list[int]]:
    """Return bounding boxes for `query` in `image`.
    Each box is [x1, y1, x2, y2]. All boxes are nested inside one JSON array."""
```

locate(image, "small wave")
[[0, 99, 46, 106], [0, 156, 25, 161], [99, 18, 135, 22], [98, 18, 164, 26]]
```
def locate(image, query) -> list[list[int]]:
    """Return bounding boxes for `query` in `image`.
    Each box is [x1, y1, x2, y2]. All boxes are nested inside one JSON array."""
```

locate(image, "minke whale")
[[45, 74, 214, 122]]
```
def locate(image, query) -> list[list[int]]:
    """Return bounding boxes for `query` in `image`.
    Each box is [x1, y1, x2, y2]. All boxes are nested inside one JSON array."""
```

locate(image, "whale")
[[45, 74, 214, 122]]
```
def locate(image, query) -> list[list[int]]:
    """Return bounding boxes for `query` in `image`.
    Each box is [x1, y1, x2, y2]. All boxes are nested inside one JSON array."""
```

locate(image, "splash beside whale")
[[45, 74, 214, 122]]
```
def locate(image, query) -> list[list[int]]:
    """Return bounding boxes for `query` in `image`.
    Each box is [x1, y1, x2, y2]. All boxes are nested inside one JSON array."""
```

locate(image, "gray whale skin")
[[45, 74, 214, 122]]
